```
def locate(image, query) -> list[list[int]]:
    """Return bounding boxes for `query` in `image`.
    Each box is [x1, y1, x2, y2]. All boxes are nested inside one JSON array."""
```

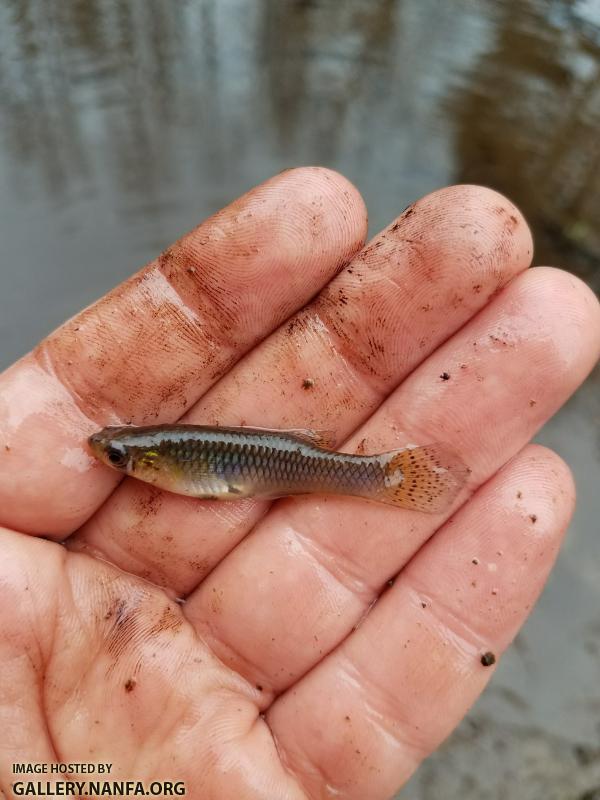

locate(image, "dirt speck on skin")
[[256, 684, 263, 692], [286, 314, 310, 337], [302, 378, 315, 390], [210, 586, 224, 614], [399, 203, 416, 223], [148, 604, 183, 636], [481, 651, 496, 667], [4, 444, 9, 451], [133, 485, 164, 519], [358, 240, 384, 261], [529, 399, 537, 407], [368, 336, 386, 357], [189, 557, 210, 575], [473, 284, 482, 293], [355, 438, 368, 455], [489, 334, 511, 347], [472, 558, 479, 565], [124, 678, 136, 692], [529, 514, 538, 523], [517, 491, 523, 499], [390, 203, 417, 232], [493, 204, 514, 221], [440, 372, 451, 381]]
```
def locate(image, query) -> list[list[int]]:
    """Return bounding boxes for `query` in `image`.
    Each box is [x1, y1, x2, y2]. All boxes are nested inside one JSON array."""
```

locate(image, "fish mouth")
[[87, 426, 120, 456], [87, 431, 105, 454], [88, 426, 125, 450]]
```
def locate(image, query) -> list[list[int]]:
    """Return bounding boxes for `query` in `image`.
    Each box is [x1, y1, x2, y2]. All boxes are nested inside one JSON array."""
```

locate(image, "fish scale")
[[88, 424, 469, 513]]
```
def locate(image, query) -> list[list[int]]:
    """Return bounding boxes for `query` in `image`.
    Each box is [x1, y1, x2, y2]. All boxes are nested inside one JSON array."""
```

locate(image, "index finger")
[[0, 168, 367, 537]]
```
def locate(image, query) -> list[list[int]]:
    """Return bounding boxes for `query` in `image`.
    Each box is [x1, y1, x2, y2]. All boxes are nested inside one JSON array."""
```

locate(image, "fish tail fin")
[[379, 443, 469, 513]]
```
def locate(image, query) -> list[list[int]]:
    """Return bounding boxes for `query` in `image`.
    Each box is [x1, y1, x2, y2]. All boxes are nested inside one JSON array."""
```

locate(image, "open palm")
[[1, 169, 598, 800]]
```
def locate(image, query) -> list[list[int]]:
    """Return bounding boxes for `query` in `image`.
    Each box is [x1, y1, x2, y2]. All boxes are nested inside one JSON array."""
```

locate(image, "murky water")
[[0, 0, 599, 796]]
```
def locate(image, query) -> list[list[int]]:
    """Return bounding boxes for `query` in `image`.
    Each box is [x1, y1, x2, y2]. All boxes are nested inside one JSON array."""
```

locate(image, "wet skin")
[[0, 169, 599, 799]]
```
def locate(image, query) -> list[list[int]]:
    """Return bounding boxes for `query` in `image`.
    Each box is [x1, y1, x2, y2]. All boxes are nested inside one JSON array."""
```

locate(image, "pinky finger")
[[267, 445, 575, 800]]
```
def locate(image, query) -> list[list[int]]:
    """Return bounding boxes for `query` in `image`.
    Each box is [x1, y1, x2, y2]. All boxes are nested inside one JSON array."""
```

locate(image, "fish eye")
[[106, 445, 128, 468]]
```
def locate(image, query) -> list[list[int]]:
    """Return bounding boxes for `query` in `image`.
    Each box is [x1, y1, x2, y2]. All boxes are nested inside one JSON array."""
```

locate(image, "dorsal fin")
[[280, 427, 337, 449], [220, 425, 336, 450]]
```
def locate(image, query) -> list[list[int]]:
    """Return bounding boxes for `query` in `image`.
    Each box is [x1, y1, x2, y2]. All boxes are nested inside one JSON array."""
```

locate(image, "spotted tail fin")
[[379, 443, 469, 513]]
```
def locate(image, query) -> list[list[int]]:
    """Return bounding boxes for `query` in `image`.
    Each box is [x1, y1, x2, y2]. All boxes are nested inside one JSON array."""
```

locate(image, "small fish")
[[88, 425, 468, 513]]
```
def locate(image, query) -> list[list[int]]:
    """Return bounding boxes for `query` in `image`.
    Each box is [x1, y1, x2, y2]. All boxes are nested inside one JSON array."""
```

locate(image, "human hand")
[[1, 168, 598, 799]]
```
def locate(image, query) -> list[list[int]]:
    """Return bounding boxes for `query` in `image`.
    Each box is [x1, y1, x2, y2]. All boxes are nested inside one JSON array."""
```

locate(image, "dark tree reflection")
[[449, 0, 600, 288]]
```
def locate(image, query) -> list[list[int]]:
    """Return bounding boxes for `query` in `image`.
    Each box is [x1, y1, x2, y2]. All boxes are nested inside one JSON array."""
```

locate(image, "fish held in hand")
[[88, 425, 469, 513]]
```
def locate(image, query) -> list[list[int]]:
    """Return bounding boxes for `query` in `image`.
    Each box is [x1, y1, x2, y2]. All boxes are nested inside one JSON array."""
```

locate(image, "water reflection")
[[258, 0, 398, 161], [450, 0, 600, 289], [1, 0, 598, 286]]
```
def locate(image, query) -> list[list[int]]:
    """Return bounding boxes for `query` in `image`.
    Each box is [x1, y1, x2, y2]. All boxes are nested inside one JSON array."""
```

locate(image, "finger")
[[74, 185, 533, 592], [184, 267, 600, 692], [0, 168, 367, 537], [266, 446, 575, 800]]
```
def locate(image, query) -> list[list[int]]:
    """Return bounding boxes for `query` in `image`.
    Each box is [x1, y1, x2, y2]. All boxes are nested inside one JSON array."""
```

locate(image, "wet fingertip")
[[275, 165, 368, 236]]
